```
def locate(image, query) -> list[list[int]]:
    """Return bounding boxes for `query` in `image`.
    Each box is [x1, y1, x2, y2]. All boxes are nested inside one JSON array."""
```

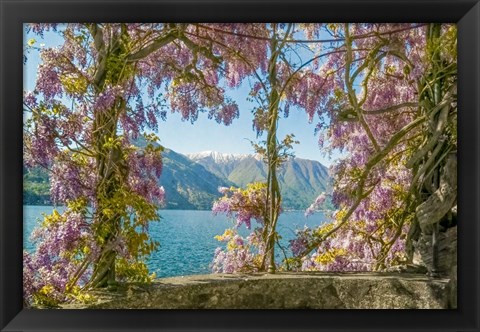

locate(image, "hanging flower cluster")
[[211, 183, 269, 273]]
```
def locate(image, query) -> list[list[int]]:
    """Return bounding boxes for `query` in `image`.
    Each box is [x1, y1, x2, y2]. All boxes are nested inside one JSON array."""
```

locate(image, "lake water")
[[23, 206, 326, 278]]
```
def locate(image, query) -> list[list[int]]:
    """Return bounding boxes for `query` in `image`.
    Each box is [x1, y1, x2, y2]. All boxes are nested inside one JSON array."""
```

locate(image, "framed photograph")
[[1, 0, 479, 331]]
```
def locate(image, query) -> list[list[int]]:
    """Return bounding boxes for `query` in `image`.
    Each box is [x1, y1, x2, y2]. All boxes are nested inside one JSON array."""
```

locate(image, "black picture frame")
[[1, 0, 479, 331]]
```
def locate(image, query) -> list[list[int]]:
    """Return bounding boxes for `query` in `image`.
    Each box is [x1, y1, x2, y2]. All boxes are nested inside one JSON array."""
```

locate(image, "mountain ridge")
[[185, 150, 331, 210], [23, 148, 331, 210]]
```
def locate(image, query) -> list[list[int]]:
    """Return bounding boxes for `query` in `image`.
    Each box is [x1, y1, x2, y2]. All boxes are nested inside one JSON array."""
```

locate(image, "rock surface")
[[62, 272, 454, 309]]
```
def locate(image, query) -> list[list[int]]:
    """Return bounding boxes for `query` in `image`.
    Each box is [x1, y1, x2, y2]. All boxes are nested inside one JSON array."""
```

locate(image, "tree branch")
[[364, 102, 418, 115], [300, 115, 426, 258], [127, 28, 179, 62]]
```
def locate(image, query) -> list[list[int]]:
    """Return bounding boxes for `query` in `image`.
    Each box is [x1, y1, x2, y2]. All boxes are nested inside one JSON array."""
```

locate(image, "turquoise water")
[[23, 206, 326, 278]]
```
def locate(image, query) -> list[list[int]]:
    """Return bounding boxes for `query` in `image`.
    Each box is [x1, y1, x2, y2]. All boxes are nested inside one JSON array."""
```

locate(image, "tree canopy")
[[23, 23, 457, 306]]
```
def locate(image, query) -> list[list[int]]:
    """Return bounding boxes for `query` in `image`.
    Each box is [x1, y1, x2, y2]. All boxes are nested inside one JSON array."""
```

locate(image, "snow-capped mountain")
[[186, 151, 251, 164], [185, 150, 331, 209]]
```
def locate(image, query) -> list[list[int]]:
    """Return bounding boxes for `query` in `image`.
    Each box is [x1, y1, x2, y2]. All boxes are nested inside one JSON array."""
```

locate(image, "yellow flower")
[[39, 285, 54, 295], [214, 228, 234, 241]]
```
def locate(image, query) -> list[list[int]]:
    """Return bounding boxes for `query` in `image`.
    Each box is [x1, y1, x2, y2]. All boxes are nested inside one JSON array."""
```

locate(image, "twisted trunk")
[[86, 24, 129, 288], [406, 23, 457, 275], [88, 98, 125, 288], [84, 24, 181, 288], [261, 26, 282, 273], [416, 154, 457, 235]]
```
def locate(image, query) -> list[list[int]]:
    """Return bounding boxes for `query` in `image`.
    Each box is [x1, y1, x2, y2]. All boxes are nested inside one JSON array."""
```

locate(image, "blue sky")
[[24, 25, 341, 166]]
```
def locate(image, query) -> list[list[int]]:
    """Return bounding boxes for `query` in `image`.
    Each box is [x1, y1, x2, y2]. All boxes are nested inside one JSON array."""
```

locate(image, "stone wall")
[[413, 225, 457, 308], [64, 272, 455, 309]]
